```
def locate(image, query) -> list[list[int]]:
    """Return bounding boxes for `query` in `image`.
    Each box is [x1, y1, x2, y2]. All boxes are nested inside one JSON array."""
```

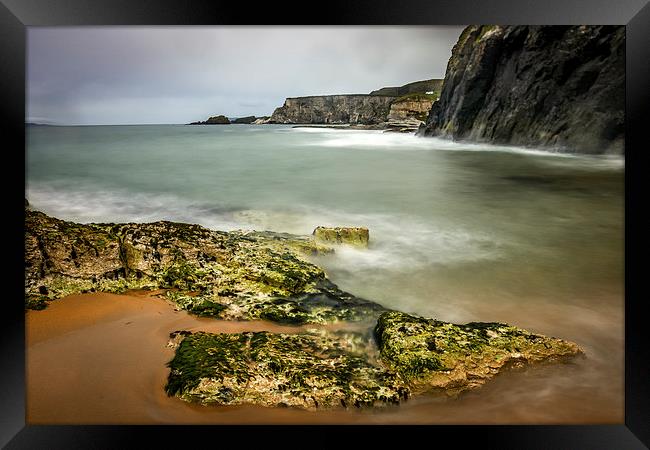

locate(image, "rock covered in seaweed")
[[165, 330, 408, 410], [164, 310, 584, 409], [24, 208, 384, 323], [313, 226, 369, 248], [374, 311, 583, 395], [25, 208, 586, 408]]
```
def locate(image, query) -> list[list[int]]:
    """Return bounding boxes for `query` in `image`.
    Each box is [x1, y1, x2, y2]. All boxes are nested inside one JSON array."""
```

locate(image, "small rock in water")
[[312, 226, 369, 248]]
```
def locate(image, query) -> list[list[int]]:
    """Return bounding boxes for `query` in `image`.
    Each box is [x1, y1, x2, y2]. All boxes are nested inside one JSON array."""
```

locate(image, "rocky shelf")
[[25, 206, 583, 410]]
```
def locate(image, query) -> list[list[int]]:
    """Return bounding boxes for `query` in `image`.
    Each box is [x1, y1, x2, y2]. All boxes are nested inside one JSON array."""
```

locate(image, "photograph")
[[21, 24, 629, 428]]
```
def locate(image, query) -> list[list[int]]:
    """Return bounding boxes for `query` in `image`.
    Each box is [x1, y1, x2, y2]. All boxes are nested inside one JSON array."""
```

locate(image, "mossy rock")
[[165, 330, 408, 410], [375, 311, 583, 394], [25, 208, 384, 324], [165, 311, 584, 408], [313, 226, 369, 248]]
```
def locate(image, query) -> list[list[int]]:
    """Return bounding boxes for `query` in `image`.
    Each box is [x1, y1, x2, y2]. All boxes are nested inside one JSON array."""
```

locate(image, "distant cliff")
[[269, 79, 442, 127], [270, 95, 395, 125], [189, 115, 230, 125], [418, 26, 625, 154], [369, 79, 442, 97]]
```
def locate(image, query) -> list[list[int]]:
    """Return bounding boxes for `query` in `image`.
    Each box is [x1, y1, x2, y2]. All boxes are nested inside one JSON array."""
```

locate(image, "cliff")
[[388, 96, 435, 122], [418, 26, 625, 154], [270, 95, 395, 125], [269, 79, 443, 127]]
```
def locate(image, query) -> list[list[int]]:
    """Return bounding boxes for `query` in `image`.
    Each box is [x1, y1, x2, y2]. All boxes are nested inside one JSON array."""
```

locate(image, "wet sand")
[[26, 292, 623, 424]]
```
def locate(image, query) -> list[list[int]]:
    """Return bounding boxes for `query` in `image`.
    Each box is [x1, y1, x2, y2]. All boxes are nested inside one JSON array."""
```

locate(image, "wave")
[[26, 184, 245, 230], [288, 127, 625, 165], [26, 183, 506, 271]]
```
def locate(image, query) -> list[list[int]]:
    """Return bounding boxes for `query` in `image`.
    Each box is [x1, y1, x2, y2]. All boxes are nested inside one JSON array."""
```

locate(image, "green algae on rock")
[[313, 226, 370, 248], [374, 311, 583, 395], [165, 330, 408, 410], [25, 208, 384, 324], [164, 310, 584, 409]]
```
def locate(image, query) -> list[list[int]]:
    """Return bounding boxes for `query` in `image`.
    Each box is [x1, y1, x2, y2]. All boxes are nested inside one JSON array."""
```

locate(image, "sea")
[[26, 123, 625, 423]]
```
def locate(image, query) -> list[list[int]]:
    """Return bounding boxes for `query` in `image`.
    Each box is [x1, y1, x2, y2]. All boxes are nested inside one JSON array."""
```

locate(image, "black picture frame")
[[2, 0, 648, 448]]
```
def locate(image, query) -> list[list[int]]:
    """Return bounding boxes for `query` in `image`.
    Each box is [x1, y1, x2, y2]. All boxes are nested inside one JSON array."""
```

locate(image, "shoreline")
[[24, 208, 621, 422], [27, 291, 622, 424]]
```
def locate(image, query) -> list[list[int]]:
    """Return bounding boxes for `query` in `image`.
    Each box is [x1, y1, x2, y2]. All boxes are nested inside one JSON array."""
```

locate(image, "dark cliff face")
[[419, 26, 625, 154]]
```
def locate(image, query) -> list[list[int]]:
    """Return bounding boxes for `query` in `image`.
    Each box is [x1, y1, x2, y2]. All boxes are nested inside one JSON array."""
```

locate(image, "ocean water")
[[26, 124, 625, 423]]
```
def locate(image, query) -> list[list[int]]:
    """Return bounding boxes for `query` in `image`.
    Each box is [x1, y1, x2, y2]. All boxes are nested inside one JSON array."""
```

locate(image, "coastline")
[[24, 207, 623, 423], [27, 291, 621, 424], [22, 23, 626, 427]]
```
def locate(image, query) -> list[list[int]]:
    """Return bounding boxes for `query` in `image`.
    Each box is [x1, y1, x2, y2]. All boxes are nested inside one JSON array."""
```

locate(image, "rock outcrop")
[[165, 329, 407, 409], [269, 79, 443, 128], [231, 116, 257, 124], [385, 94, 437, 132], [270, 95, 395, 125], [418, 26, 625, 154], [374, 311, 582, 395], [25, 208, 383, 322], [189, 115, 231, 125], [165, 310, 582, 410], [24, 208, 584, 409], [313, 226, 369, 248], [252, 116, 272, 124]]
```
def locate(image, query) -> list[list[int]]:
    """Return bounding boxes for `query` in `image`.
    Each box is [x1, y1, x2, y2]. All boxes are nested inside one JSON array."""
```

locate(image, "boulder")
[[313, 226, 369, 248], [165, 330, 407, 409], [375, 311, 583, 395]]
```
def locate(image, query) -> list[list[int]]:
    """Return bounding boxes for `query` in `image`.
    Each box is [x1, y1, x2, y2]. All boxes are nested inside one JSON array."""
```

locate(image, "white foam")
[[26, 184, 506, 271], [288, 127, 625, 165], [26, 184, 243, 230]]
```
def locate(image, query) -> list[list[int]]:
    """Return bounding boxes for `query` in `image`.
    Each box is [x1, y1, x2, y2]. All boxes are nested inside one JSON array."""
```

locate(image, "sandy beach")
[[26, 292, 623, 424]]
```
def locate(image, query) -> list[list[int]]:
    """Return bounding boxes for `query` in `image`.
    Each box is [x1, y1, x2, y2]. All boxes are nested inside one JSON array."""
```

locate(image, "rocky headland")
[[418, 26, 625, 154], [231, 116, 257, 124], [190, 115, 271, 125], [25, 206, 583, 410], [269, 79, 442, 132], [189, 115, 231, 125]]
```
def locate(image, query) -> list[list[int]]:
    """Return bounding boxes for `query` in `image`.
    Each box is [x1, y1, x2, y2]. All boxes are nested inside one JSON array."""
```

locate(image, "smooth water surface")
[[26, 124, 624, 423]]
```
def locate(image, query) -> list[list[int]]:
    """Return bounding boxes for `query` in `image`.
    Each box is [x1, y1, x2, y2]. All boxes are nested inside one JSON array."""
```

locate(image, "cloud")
[[27, 26, 465, 125]]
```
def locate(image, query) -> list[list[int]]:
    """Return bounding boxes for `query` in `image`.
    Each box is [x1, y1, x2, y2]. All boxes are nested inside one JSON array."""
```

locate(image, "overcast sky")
[[27, 26, 465, 125]]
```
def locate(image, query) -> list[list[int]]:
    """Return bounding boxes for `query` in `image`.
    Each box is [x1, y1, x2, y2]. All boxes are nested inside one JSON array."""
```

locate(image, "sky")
[[27, 26, 465, 125]]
